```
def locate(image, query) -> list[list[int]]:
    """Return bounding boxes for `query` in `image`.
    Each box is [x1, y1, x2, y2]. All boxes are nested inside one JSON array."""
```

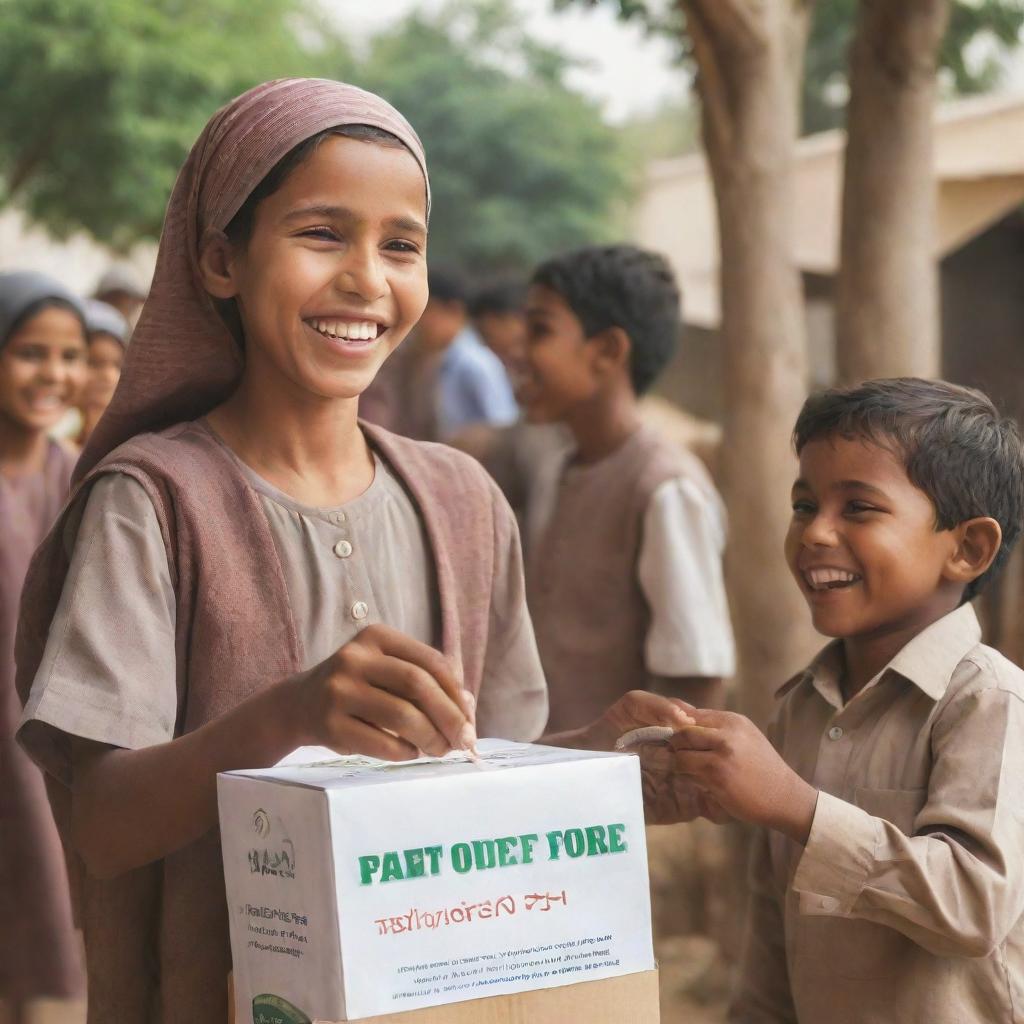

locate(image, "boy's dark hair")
[[531, 245, 681, 395], [794, 378, 1024, 600], [224, 125, 409, 245], [4, 298, 86, 347], [468, 277, 526, 319], [427, 265, 469, 306]]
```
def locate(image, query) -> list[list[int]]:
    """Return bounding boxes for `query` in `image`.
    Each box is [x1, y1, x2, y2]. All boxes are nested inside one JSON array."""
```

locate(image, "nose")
[[37, 352, 64, 384], [336, 241, 387, 302], [800, 510, 840, 548]]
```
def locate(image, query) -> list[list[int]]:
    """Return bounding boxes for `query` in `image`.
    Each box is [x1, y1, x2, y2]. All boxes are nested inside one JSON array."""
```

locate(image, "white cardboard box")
[[218, 740, 655, 1023]]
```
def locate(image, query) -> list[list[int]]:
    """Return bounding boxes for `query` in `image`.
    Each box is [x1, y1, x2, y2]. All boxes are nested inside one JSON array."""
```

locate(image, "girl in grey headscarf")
[[0, 270, 87, 1013], [77, 298, 129, 445]]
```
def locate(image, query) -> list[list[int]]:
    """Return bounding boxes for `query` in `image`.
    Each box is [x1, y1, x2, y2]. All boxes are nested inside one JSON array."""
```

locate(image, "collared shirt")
[[730, 603, 1024, 1023], [436, 327, 518, 438]]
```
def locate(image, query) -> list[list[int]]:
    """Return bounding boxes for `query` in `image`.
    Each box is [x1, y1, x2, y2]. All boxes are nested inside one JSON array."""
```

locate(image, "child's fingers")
[[616, 690, 695, 729], [364, 653, 471, 752], [457, 687, 477, 724], [365, 625, 466, 710], [670, 725, 726, 752], [699, 794, 732, 824], [339, 683, 450, 758], [324, 714, 420, 763], [686, 707, 734, 729], [672, 748, 719, 780]]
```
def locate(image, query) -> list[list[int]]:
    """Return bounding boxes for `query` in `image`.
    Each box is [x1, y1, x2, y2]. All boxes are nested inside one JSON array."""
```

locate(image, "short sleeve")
[[17, 473, 178, 784], [637, 476, 736, 678], [474, 486, 549, 742]]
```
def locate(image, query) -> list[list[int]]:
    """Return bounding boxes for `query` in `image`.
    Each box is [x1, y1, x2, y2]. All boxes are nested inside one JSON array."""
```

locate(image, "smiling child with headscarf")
[[0, 270, 86, 1015], [12, 80, 692, 1024]]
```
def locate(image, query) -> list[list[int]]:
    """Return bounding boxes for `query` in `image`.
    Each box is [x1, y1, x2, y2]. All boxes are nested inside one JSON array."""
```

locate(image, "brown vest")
[[15, 419, 509, 1024], [528, 426, 712, 733]]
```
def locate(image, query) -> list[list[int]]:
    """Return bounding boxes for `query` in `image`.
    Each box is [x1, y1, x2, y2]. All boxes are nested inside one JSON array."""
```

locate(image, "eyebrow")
[[791, 478, 890, 498], [283, 204, 426, 236]]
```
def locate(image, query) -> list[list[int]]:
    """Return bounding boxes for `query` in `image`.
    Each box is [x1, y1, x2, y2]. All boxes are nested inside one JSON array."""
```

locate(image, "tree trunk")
[[835, 0, 951, 383], [681, 0, 819, 730]]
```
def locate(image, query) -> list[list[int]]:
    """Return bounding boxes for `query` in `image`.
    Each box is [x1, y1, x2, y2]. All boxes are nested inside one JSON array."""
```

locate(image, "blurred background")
[[4, 0, 1024, 1020]]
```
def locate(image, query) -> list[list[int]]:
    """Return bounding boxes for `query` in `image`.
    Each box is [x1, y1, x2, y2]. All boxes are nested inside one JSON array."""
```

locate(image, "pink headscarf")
[[75, 78, 429, 483]]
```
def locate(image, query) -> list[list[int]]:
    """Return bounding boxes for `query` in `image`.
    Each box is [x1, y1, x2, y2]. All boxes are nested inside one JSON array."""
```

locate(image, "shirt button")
[[329, 512, 346, 526], [351, 601, 369, 621], [333, 539, 353, 558], [820, 896, 840, 913], [828, 726, 844, 741]]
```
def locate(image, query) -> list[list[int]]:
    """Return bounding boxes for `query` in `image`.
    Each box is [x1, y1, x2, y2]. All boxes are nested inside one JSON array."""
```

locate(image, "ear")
[[944, 517, 1002, 587], [591, 325, 632, 379], [197, 229, 240, 300]]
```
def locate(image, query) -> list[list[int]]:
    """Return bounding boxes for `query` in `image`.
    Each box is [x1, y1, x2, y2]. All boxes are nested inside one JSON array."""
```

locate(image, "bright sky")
[[321, 0, 689, 123]]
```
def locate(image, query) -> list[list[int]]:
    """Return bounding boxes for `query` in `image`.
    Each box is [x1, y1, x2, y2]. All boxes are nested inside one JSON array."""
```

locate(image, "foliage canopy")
[[349, 1, 629, 274], [560, 0, 1024, 134], [0, 0, 346, 247], [0, 0, 628, 273]]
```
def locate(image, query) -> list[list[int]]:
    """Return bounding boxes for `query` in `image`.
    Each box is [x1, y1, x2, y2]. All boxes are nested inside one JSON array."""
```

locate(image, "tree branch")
[[682, 0, 766, 51], [860, 0, 951, 89], [681, 0, 734, 161]]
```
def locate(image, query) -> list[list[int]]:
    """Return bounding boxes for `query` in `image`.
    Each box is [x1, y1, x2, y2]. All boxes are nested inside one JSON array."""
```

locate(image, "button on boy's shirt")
[[20, 424, 548, 781], [731, 603, 1024, 1024]]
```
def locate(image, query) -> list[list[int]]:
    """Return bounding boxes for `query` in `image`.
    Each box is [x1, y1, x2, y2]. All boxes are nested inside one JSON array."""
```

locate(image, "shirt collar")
[[884, 602, 981, 700], [775, 602, 982, 706]]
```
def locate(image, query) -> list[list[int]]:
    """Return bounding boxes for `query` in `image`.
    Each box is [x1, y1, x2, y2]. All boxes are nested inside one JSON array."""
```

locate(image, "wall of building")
[[0, 207, 155, 296], [941, 211, 1024, 421]]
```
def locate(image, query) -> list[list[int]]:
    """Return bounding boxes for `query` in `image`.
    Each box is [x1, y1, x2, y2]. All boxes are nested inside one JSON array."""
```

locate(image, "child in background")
[[452, 275, 572, 543], [672, 379, 1024, 1023], [413, 265, 519, 439], [77, 298, 129, 445], [359, 266, 518, 441], [519, 245, 735, 732], [13, 80, 677, 1024], [0, 271, 86, 1015], [469, 276, 528, 371], [92, 265, 147, 328]]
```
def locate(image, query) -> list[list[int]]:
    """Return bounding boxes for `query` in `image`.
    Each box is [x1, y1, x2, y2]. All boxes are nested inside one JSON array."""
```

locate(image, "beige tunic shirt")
[[526, 426, 734, 733], [731, 603, 1024, 1023], [21, 424, 548, 776]]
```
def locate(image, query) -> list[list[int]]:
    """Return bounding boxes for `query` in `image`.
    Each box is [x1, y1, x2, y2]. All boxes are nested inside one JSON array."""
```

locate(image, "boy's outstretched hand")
[[546, 691, 731, 826], [671, 709, 819, 844]]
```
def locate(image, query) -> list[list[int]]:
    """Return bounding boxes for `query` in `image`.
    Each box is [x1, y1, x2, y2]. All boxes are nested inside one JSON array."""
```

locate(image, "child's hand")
[[558, 691, 725, 826], [636, 738, 732, 826], [581, 689, 695, 752], [289, 624, 474, 761], [671, 709, 819, 843]]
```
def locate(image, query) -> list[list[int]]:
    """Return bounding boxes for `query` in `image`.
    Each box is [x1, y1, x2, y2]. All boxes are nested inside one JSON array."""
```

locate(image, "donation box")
[[218, 739, 655, 1022]]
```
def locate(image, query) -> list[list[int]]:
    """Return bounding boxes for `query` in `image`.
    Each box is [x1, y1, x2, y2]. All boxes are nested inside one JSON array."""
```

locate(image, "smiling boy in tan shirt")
[[673, 378, 1024, 1023]]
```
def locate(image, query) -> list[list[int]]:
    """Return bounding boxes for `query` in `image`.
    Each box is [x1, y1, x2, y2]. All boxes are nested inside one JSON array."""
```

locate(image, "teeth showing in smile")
[[309, 319, 380, 341], [805, 568, 861, 591], [29, 395, 63, 411]]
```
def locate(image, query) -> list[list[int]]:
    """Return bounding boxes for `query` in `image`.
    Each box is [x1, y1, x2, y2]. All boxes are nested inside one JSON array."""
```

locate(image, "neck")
[[0, 414, 49, 478], [206, 364, 373, 507], [565, 389, 641, 464], [79, 406, 104, 446], [841, 591, 962, 699]]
